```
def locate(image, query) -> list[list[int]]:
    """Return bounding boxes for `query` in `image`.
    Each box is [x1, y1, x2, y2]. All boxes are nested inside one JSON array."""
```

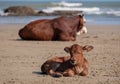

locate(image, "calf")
[[41, 44, 93, 77]]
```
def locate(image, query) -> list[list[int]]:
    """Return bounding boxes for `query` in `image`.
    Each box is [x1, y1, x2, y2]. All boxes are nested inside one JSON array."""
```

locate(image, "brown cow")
[[41, 44, 94, 77], [18, 14, 87, 41]]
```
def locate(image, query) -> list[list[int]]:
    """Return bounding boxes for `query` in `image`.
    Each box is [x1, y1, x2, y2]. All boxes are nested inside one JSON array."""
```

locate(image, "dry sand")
[[0, 24, 120, 84]]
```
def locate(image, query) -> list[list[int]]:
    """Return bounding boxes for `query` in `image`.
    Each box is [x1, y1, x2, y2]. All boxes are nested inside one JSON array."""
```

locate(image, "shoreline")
[[0, 23, 120, 26]]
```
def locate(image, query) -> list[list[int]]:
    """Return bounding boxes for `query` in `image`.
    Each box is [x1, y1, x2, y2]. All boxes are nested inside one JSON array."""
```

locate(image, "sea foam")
[[0, 10, 8, 16], [43, 7, 100, 13], [52, 1, 82, 7]]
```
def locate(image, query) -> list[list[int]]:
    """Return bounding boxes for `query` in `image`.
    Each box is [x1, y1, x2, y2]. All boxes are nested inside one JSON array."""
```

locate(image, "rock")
[[4, 6, 37, 16], [38, 10, 83, 16]]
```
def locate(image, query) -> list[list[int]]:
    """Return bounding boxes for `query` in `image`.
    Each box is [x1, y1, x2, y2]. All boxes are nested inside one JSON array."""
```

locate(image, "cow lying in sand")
[[41, 44, 93, 77], [19, 14, 87, 41]]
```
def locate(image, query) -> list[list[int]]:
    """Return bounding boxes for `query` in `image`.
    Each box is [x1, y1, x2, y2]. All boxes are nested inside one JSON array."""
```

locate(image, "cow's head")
[[77, 14, 87, 35], [64, 44, 93, 65]]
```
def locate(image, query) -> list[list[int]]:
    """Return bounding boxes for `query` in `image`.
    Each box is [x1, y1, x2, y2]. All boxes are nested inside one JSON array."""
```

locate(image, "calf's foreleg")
[[62, 69, 75, 77]]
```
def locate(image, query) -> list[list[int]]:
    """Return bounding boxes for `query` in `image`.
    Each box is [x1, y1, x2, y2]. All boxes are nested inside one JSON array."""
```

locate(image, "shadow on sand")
[[32, 71, 46, 76]]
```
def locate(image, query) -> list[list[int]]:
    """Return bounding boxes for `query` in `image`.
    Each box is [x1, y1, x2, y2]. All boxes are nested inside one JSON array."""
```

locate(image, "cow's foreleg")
[[59, 33, 76, 41]]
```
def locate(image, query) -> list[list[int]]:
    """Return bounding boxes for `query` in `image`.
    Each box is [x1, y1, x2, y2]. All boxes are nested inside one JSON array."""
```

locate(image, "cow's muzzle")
[[77, 26, 87, 35]]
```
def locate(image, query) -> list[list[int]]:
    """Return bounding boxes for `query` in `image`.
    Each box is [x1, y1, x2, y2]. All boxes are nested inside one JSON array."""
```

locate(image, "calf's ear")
[[82, 45, 94, 52], [64, 47, 70, 53]]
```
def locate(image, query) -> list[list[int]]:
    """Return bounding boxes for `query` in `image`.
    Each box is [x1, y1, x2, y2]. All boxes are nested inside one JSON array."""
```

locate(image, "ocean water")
[[0, 0, 120, 25]]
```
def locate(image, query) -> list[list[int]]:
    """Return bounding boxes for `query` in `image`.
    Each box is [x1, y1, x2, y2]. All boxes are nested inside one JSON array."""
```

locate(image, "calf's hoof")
[[53, 73, 63, 78]]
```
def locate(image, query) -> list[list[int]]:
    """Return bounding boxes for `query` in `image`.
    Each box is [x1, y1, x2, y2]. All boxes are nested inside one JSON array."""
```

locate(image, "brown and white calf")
[[41, 44, 93, 77]]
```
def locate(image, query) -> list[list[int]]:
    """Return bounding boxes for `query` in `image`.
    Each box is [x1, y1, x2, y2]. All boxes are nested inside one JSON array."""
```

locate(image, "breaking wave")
[[42, 7, 120, 16], [85, 9, 120, 16], [0, 10, 8, 16], [42, 7, 100, 13], [51, 1, 82, 7], [41, 1, 120, 16]]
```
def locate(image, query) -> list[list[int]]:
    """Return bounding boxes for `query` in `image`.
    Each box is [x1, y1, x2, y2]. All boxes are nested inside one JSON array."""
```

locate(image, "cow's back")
[[19, 19, 54, 40]]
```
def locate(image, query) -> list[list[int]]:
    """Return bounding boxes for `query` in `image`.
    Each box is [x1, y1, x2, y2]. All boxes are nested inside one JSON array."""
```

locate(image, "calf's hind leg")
[[48, 63, 63, 77], [49, 69, 63, 77]]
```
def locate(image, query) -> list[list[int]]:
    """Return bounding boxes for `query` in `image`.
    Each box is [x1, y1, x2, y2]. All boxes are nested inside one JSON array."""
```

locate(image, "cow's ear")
[[82, 45, 94, 52], [64, 47, 70, 53]]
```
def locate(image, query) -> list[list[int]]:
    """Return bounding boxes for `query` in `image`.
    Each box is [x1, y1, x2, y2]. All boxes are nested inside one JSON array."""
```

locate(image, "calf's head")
[[64, 44, 93, 65]]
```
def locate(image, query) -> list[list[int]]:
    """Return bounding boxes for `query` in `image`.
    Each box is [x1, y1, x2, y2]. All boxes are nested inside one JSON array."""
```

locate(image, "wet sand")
[[0, 24, 120, 84]]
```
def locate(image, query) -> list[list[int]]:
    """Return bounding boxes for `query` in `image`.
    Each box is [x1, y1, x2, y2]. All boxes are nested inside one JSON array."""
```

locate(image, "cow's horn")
[[77, 13, 84, 16]]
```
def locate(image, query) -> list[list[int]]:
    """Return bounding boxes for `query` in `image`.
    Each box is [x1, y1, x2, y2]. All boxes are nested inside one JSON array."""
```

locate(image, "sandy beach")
[[0, 24, 120, 84]]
